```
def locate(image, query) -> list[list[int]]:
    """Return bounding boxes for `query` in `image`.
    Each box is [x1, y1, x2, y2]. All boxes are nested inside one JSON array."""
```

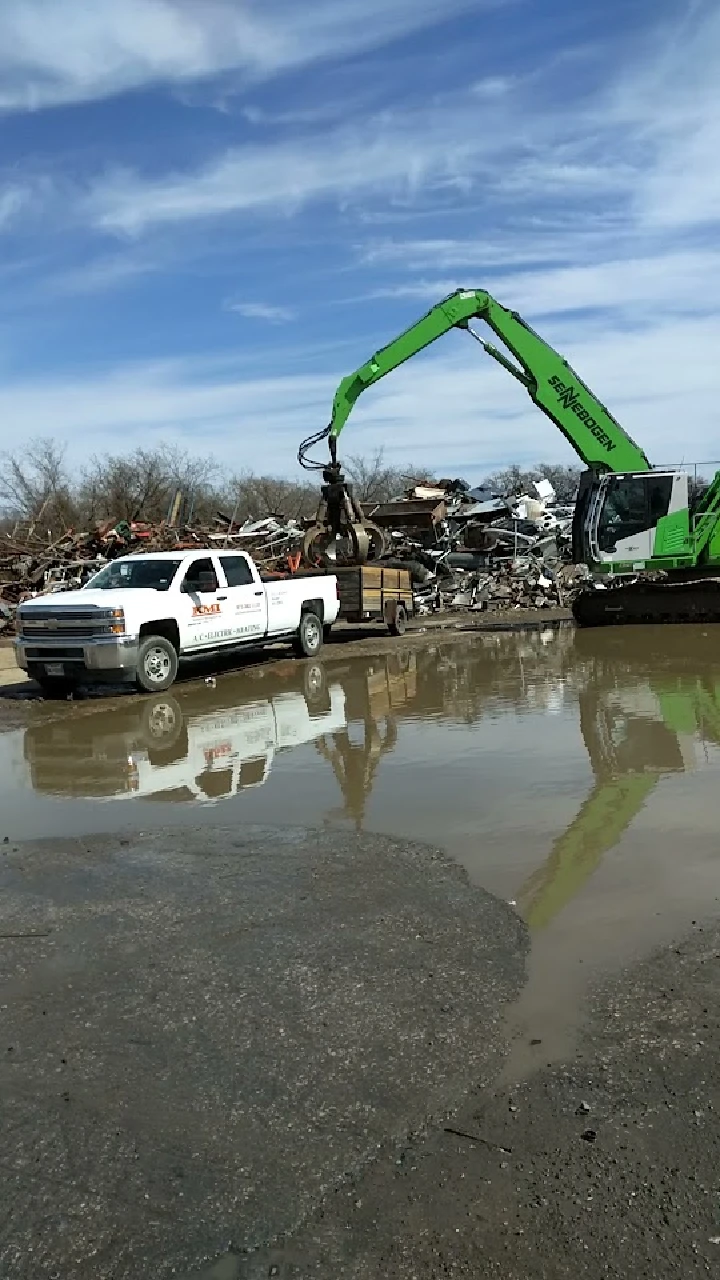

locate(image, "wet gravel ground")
[[282, 922, 720, 1279], [0, 826, 527, 1279], [1, 822, 717, 1279]]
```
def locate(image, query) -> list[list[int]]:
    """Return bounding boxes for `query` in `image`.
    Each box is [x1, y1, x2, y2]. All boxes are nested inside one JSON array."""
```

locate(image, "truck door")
[[218, 555, 268, 642], [177, 555, 229, 651]]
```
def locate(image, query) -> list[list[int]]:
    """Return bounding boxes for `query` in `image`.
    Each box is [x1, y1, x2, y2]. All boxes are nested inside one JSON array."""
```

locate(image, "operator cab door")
[[217, 554, 268, 643], [177, 555, 227, 651], [592, 472, 687, 565]]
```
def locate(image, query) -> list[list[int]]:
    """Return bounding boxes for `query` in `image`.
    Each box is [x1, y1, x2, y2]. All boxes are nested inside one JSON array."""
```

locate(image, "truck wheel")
[[135, 635, 178, 693], [387, 603, 408, 637], [294, 611, 323, 658]]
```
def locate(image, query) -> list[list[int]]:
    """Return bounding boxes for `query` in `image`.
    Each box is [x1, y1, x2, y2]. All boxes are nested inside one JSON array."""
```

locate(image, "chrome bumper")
[[15, 636, 139, 675]]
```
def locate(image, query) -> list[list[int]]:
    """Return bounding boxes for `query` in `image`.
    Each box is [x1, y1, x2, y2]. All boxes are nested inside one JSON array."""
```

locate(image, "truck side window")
[[182, 557, 218, 593], [220, 556, 254, 588]]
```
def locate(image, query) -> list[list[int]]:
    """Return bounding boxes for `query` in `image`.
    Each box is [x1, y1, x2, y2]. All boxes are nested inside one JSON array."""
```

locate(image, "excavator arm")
[[298, 289, 650, 474]]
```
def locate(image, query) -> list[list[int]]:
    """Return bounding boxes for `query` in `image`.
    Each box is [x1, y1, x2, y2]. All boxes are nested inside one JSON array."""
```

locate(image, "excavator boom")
[[302, 289, 650, 474], [299, 287, 720, 618]]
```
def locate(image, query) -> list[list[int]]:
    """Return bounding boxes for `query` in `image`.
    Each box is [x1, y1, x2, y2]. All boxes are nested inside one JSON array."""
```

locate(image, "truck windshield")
[[85, 560, 182, 591]]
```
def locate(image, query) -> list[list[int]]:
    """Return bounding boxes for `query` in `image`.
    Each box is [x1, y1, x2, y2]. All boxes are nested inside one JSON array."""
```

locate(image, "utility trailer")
[[280, 563, 414, 635], [335, 564, 414, 634]]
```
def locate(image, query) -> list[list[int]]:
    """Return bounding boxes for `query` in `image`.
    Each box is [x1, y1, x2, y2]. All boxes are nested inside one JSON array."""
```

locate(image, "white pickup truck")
[[14, 549, 340, 696]]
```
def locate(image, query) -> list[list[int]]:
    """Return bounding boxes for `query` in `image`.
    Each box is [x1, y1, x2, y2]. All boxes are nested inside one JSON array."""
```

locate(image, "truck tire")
[[135, 635, 179, 693], [294, 611, 323, 658], [387, 603, 408, 636]]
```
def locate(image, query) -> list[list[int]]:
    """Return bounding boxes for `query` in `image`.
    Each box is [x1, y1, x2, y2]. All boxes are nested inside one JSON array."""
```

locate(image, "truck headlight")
[[108, 608, 125, 635]]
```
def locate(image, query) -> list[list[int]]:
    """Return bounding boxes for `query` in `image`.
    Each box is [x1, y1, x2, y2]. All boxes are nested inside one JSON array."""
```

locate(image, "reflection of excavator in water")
[[519, 629, 720, 929], [298, 288, 720, 626], [314, 652, 415, 829]]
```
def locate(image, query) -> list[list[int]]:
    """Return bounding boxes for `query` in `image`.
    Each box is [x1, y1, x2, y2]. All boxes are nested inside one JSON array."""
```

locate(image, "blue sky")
[[0, 0, 718, 481]]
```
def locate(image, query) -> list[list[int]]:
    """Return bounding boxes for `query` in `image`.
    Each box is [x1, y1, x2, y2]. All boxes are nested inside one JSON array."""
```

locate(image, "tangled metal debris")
[[0, 476, 583, 637], [363, 475, 583, 616]]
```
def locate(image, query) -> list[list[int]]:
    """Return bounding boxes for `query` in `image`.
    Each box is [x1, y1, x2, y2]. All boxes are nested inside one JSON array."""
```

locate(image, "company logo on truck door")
[[192, 602, 221, 617], [548, 375, 616, 453]]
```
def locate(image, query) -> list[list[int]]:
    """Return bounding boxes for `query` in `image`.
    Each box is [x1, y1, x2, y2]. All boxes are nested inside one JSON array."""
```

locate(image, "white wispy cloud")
[[0, 0, 485, 112], [604, 2, 720, 232], [70, 5, 719, 241], [1, 307, 718, 476], [0, 180, 53, 231], [357, 231, 623, 272], [357, 247, 720, 320], [81, 103, 513, 235], [227, 300, 295, 322], [0, 187, 30, 229]]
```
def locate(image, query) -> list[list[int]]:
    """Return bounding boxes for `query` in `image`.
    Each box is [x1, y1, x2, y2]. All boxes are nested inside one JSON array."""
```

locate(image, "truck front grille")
[[19, 610, 110, 640]]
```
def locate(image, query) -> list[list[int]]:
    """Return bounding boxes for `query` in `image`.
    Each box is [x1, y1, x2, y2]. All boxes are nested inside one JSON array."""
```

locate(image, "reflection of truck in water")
[[23, 664, 346, 803]]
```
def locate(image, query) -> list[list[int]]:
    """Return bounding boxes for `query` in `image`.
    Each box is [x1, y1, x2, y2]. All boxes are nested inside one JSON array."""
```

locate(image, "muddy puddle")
[[2, 624, 720, 1066]]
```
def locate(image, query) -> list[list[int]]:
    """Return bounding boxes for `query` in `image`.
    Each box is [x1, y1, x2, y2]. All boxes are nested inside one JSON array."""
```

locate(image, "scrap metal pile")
[[360, 475, 582, 615], [0, 476, 581, 637]]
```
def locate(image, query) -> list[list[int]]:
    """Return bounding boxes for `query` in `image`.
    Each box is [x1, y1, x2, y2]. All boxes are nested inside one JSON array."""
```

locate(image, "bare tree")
[[78, 446, 222, 525], [0, 438, 78, 534], [344, 450, 435, 504], [1, 436, 581, 544], [222, 472, 319, 523]]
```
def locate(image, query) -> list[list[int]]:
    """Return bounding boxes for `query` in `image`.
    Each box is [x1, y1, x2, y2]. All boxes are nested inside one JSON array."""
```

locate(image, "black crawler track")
[[572, 576, 720, 626]]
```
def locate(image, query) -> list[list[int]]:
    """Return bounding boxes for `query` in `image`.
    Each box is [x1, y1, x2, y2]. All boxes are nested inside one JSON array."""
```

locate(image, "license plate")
[[44, 662, 64, 676]]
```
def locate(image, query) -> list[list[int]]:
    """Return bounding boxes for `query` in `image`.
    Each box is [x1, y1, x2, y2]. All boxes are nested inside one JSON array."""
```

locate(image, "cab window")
[[597, 475, 672, 552], [220, 556, 254, 588], [181, 557, 218, 593]]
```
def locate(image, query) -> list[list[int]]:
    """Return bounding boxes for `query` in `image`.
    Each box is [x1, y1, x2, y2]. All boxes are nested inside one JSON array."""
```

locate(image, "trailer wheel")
[[294, 611, 323, 658], [387, 603, 407, 637], [135, 635, 178, 692]]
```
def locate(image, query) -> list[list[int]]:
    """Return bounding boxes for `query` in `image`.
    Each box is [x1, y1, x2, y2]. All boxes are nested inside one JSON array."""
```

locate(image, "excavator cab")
[[579, 470, 690, 571]]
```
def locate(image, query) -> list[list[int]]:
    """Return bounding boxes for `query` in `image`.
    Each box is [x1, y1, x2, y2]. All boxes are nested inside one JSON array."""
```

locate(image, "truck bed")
[[263, 563, 413, 628]]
